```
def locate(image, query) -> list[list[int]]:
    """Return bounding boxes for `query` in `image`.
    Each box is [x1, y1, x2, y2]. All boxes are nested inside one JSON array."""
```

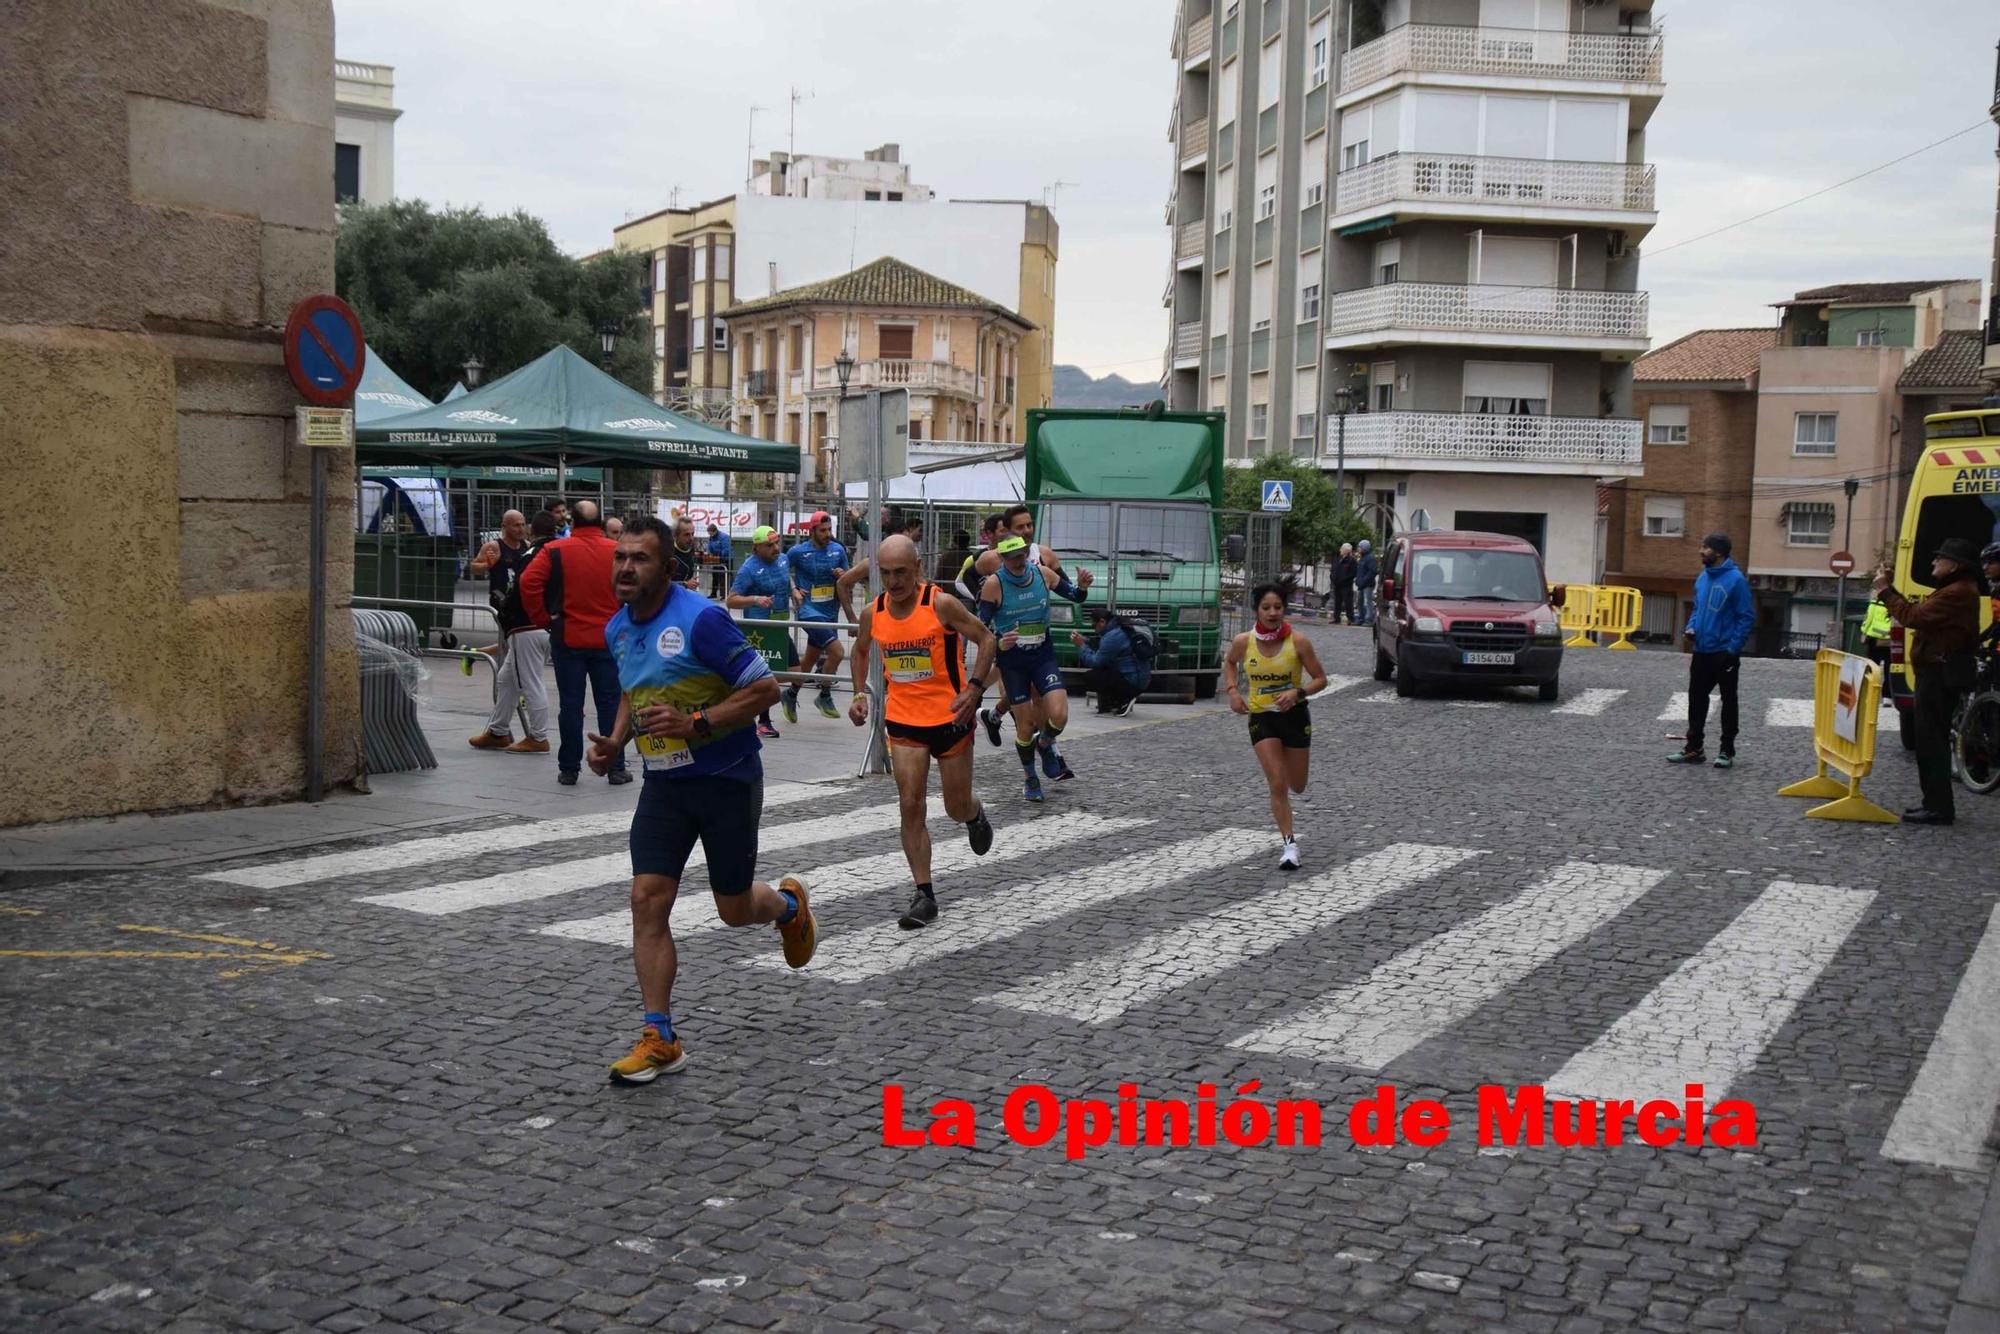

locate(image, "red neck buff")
[[1253, 620, 1292, 644]]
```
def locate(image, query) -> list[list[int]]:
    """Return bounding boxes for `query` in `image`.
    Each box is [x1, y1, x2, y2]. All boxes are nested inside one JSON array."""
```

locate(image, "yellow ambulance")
[[1883, 410, 2000, 745]]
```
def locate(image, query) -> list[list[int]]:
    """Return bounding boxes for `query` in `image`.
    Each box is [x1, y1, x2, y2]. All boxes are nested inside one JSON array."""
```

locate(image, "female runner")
[[1222, 579, 1330, 869]]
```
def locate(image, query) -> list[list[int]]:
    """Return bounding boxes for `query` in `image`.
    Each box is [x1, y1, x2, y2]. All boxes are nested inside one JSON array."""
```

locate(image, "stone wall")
[[0, 0, 361, 827]]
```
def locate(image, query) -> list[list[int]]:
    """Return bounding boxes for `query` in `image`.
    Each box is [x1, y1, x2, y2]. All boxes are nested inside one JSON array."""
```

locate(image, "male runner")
[[782, 511, 848, 723], [980, 535, 1090, 801], [972, 505, 1083, 746], [726, 525, 801, 738], [848, 535, 997, 928], [586, 517, 817, 1084], [834, 512, 924, 622]]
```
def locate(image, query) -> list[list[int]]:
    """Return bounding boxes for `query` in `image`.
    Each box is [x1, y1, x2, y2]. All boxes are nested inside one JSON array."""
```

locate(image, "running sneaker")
[[1023, 773, 1044, 803], [966, 805, 993, 856], [776, 876, 817, 968], [781, 687, 800, 725], [608, 1026, 687, 1085], [1664, 749, 1706, 765], [815, 690, 839, 719], [1279, 839, 1301, 871], [1040, 744, 1074, 781], [1713, 752, 1735, 770], [607, 770, 633, 786], [981, 707, 1003, 747], [1111, 699, 1136, 718], [756, 721, 781, 739], [898, 890, 939, 930]]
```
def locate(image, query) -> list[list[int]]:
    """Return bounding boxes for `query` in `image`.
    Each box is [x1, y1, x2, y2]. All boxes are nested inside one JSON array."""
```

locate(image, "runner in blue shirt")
[[978, 535, 1092, 801], [727, 524, 800, 739], [587, 516, 819, 1085], [782, 510, 848, 723]]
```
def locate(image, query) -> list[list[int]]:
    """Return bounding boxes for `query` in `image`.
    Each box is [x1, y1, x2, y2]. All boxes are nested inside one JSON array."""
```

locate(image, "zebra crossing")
[[1323, 682, 1815, 726], [208, 794, 1998, 1173]]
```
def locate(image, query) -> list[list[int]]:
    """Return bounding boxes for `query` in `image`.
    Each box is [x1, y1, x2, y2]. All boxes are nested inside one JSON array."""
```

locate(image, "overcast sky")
[[336, 0, 1997, 380]]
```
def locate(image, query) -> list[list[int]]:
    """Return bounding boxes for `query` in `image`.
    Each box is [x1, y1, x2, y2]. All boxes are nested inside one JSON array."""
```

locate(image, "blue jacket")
[[1685, 558, 1755, 654], [1356, 553, 1379, 589], [706, 533, 733, 563], [1076, 624, 1151, 689]]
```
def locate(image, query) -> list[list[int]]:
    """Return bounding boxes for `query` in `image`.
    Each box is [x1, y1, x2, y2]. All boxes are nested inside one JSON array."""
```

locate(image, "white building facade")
[[750, 142, 936, 202], [333, 59, 399, 206]]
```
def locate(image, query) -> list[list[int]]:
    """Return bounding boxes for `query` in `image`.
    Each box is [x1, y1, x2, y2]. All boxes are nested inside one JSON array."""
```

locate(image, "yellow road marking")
[[0, 922, 330, 978], [0, 906, 43, 916], [2, 1231, 39, 1245]]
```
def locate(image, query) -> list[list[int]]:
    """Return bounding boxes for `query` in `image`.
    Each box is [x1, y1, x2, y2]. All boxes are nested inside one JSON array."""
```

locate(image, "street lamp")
[[1332, 384, 1357, 517], [826, 348, 857, 509], [597, 320, 620, 369], [462, 354, 483, 388], [834, 348, 856, 397]]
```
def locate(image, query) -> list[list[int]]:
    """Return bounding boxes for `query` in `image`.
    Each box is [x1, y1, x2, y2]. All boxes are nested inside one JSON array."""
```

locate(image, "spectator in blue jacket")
[[1354, 540, 1379, 625], [1668, 532, 1757, 769], [1070, 608, 1151, 716], [704, 524, 733, 599]]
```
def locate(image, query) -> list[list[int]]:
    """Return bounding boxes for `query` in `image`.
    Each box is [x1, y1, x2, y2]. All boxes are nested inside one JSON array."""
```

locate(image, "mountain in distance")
[[1052, 364, 1164, 410]]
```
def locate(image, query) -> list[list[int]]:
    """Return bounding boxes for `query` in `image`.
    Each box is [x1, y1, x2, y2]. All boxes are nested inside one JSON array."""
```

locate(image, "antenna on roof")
[[788, 84, 814, 160], [1043, 179, 1076, 210]]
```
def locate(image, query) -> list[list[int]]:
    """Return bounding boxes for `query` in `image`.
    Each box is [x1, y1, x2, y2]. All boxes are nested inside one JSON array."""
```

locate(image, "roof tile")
[[1897, 328, 1986, 389], [1634, 327, 1777, 383], [1782, 279, 1973, 306], [720, 256, 1031, 327]]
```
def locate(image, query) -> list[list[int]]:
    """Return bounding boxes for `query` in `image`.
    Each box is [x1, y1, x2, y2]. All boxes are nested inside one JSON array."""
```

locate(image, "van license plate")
[[1461, 651, 1515, 666]]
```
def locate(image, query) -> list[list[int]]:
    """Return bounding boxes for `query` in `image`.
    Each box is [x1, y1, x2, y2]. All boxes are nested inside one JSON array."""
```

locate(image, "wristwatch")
[[690, 707, 713, 738]]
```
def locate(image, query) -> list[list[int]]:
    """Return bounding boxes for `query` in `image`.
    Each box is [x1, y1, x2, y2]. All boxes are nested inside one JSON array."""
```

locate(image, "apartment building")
[[612, 153, 1057, 430], [1602, 328, 1770, 640], [750, 142, 936, 202], [334, 59, 399, 206], [1163, 0, 1662, 584], [717, 258, 1032, 484], [1748, 280, 1980, 641]]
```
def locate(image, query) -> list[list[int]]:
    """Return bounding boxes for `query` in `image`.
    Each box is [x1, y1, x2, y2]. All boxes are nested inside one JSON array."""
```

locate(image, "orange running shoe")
[[776, 876, 817, 969], [608, 1026, 687, 1084]]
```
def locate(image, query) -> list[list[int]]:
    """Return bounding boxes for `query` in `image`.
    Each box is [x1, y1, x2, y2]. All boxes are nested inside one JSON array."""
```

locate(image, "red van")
[[1370, 530, 1565, 700]]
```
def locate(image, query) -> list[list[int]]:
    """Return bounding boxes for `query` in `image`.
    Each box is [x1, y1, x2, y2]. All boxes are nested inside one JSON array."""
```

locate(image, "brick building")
[[1603, 327, 1773, 640]]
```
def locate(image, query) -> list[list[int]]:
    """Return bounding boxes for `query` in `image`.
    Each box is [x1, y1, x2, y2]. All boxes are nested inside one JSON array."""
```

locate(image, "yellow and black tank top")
[[1242, 635, 1303, 713]]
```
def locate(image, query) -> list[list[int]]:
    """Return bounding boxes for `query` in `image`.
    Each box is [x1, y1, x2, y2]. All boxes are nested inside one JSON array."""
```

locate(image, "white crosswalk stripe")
[[1552, 688, 1627, 717], [981, 842, 1480, 1025], [1660, 691, 1687, 722], [1765, 698, 1815, 727], [1321, 674, 1367, 694], [1880, 903, 2000, 1172], [1232, 862, 1668, 1069], [1549, 880, 1875, 1104], [540, 814, 1149, 945], [199, 784, 829, 889], [358, 801, 907, 916], [752, 827, 1273, 984]]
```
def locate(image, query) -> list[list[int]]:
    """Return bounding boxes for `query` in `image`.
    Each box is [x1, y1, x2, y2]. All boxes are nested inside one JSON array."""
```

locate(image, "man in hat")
[[1874, 537, 1983, 825], [1667, 533, 1755, 769]]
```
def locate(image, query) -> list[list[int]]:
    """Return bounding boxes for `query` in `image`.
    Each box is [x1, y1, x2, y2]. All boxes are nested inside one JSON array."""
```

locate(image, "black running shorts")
[[630, 772, 764, 894], [1247, 704, 1312, 750], [886, 718, 976, 759]]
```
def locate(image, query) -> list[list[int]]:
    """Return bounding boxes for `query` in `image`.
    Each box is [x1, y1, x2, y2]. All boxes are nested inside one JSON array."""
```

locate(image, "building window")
[[715, 240, 732, 280], [1302, 182, 1323, 208], [789, 324, 804, 368], [1341, 138, 1369, 171], [878, 324, 915, 361], [1787, 502, 1836, 547], [1217, 208, 1233, 232], [1793, 412, 1838, 456], [654, 327, 666, 359], [334, 143, 360, 204], [712, 320, 728, 351], [693, 246, 708, 282], [1643, 496, 1686, 538], [694, 316, 708, 350], [1375, 238, 1401, 286], [1310, 37, 1328, 88], [1250, 403, 1268, 439], [888, 191, 904, 202], [865, 190, 882, 201], [1647, 404, 1690, 445], [1258, 183, 1276, 219], [1296, 411, 1316, 438], [1371, 362, 1396, 411], [1855, 328, 1885, 346], [1300, 283, 1320, 321]]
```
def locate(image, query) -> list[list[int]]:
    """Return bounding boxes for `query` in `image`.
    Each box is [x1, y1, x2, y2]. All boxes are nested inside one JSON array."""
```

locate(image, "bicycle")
[[1951, 642, 2000, 794]]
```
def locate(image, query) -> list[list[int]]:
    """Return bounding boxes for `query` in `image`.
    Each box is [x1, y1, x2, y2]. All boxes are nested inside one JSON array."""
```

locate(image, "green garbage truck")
[[1025, 407, 1228, 700]]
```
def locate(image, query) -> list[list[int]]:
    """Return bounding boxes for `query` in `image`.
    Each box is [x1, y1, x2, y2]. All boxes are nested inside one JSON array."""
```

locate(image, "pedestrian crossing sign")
[[1261, 480, 1293, 512]]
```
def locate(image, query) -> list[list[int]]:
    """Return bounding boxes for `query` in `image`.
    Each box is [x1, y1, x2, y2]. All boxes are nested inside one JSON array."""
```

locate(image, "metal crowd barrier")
[[350, 609, 437, 774]]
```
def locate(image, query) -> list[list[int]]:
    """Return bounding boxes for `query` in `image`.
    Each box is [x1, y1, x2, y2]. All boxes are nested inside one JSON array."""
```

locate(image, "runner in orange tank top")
[[848, 535, 1000, 928]]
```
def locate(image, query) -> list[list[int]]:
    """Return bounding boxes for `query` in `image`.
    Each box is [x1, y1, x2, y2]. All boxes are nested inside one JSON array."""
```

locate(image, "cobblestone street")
[[3, 638, 1996, 1332]]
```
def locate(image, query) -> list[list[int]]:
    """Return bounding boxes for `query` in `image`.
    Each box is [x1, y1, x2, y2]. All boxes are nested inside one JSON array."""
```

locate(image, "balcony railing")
[[1326, 411, 1642, 469], [1323, 281, 1648, 344], [1177, 220, 1206, 262], [1173, 322, 1203, 361], [1334, 153, 1656, 218], [1180, 117, 1209, 162], [809, 359, 979, 396], [1341, 23, 1664, 92], [745, 369, 777, 398], [1183, 13, 1213, 61]]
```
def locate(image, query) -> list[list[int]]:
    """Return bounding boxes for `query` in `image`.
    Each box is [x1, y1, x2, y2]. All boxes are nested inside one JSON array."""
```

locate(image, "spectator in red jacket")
[[521, 499, 629, 787]]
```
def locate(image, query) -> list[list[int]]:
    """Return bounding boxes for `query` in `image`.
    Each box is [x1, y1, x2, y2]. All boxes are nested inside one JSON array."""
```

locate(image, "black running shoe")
[[966, 806, 993, 856], [898, 891, 939, 929], [981, 707, 1003, 748]]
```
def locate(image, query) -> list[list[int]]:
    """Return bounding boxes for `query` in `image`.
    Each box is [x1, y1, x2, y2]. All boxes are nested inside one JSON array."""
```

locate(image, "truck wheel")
[[1374, 643, 1395, 682], [1538, 676, 1560, 703], [1899, 707, 1916, 752], [1394, 650, 1417, 698], [1193, 673, 1218, 700]]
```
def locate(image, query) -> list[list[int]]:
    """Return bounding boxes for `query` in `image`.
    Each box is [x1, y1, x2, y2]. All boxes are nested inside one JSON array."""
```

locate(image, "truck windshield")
[[1040, 503, 1213, 562], [1407, 549, 1546, 603]]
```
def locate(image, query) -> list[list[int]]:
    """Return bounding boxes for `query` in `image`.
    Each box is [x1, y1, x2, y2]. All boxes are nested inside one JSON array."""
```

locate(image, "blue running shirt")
[[786, 539, 849, 623], [992, 564, 1051, 652], [606, 587, 770, 781]]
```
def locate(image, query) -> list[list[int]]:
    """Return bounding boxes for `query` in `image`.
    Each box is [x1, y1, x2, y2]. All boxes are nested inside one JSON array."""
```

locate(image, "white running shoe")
[[1279, 839, 1301, 871]]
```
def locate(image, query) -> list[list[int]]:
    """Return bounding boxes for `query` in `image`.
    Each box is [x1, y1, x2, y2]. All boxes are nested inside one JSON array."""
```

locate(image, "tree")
[[1221, 456, 1372, 566], [335, 201, 651, 401]]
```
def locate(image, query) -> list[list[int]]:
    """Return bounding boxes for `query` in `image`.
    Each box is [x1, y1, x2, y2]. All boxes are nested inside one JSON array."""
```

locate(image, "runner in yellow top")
[[1222, 578, 1330, 871], [848, 535, 1000, 929]]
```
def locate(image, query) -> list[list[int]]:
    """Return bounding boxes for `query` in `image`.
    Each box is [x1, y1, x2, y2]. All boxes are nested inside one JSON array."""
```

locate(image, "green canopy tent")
[[442, 382, 468, 400], [355, 344, 798, 482], [352, 343, 435, 423]]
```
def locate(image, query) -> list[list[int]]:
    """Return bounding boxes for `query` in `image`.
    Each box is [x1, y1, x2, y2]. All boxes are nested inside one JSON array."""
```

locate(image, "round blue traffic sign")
[[284, 295, 366, 406]]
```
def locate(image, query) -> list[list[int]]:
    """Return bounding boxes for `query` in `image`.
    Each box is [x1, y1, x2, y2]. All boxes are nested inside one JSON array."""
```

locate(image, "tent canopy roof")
[[352, 344, 434, 423], [355, 345, 798, 473]]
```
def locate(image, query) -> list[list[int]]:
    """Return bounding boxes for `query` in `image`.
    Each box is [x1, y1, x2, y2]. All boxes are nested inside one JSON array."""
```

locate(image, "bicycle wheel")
[[1955, 691, 2000, 794]]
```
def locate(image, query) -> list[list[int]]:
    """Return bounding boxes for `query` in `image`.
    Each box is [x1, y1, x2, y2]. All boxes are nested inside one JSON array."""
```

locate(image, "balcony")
[[1176, 220, 1206, 266], [1173, 321, 1203, 367], [1322, 281, 1648, 354], [745, 368, 777, 398], [1180, 117, 1209, 166], [1325, 411, 1642, 476], [1340, 23, 1665, 112], [1183, 13, 1213, 65], [1331, 153, 1657, 235], [808, 359, 979, 396]]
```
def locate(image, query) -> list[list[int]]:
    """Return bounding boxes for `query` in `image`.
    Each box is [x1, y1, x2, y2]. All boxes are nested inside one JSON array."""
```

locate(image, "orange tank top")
[[875, 583, 963, 727]]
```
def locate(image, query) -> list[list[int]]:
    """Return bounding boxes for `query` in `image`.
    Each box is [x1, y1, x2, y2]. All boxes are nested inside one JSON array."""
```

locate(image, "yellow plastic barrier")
[[1589, 585, 1643, 650], [1776, 649, 1896, 823], [1557, 584, 1600, 648]]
